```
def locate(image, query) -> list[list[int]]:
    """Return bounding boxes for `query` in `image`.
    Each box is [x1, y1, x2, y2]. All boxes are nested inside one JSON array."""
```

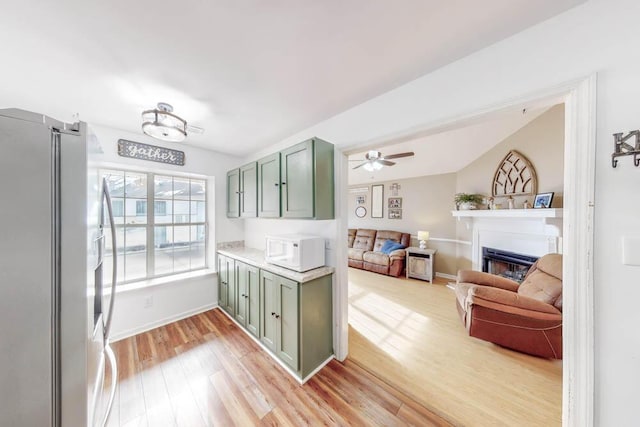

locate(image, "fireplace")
[[482, 247, 539, 283]]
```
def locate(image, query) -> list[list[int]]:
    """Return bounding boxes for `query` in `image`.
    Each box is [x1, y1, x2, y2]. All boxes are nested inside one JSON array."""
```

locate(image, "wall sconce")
[[418, 231, 430, 249]]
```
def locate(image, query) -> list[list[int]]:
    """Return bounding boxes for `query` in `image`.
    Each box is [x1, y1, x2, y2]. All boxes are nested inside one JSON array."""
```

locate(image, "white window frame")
[[100, 168, 208, 284]]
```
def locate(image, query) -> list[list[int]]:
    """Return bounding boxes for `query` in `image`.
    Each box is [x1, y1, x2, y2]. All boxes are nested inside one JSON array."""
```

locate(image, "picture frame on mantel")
[[371, 184, 384, 218], [533, 192, 554, 208]]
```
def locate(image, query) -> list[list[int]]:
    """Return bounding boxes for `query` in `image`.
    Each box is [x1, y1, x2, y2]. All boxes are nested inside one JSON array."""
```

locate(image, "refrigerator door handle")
[[100, 344, 118, 427], [102, 177, 117, 341]]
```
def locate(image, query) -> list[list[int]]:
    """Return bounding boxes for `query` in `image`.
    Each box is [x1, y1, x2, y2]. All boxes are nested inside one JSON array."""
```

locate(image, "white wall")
[[90, 125, 244, 339], [347, 174, 459, 276], [251, 0, 639, 423]]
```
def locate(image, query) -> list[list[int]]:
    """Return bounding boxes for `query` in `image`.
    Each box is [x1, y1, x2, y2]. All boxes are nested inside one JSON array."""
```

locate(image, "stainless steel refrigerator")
[[0, 108, 118, 426]]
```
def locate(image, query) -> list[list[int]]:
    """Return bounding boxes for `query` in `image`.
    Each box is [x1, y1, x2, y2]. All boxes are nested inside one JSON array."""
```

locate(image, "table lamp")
[[418, 231, 430, 249]]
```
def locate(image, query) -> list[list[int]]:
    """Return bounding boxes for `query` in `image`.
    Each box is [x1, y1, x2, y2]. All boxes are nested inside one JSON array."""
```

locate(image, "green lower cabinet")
[[236, 261, 260, 337], [259, 270, 298, 371], [276, 275, 299, 371], [259, 269, 333, 378], [218, 254, 235, 316], [260, 270, 278, 353], [221, 251, 333, 380]]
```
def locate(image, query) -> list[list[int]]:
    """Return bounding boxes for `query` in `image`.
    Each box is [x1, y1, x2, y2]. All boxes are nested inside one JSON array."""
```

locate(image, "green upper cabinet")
[[280, 138, 334, 220], [239, 162, 257, 218], [227, 137, 334, 220], [257, 153, 281, 218], [226, 169, 240, 218]]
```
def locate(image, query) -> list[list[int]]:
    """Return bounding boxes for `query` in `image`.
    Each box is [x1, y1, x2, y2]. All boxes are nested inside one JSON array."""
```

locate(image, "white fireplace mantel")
[[451, 208, 563, 219], [452, 209, 564, 271]]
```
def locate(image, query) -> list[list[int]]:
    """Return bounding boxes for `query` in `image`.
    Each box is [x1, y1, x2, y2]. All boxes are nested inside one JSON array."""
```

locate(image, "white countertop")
[[217, 247, 334, 283]]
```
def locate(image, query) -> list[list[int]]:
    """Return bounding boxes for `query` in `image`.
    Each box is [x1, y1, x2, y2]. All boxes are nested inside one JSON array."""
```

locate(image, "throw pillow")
[[380, 239, 406, 254]]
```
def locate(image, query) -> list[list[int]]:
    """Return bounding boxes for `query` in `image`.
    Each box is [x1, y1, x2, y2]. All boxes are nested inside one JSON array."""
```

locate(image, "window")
[[100, 169, 207, 285], [136, 200, 147, 216]]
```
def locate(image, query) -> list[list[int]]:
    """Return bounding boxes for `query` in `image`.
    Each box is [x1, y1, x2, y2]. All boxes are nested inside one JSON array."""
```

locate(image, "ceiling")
[[348, 105, 555, 184], [0, 1, 584, 156]]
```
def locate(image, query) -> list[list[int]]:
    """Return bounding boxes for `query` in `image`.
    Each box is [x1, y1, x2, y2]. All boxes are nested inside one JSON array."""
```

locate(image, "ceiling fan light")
[[141, 103, 188, 142], [363, 162, 374, 172], [372, 162, 383, 170]]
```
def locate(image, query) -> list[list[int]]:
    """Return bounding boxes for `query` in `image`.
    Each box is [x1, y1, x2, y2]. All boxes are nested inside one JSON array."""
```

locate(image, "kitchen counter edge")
[[217, 247, 334, 283]]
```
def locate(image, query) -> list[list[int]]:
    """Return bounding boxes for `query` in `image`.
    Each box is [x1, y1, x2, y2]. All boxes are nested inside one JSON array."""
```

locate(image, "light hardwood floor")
[[348, 267, 563, 427], [106, 308, 452, 426]]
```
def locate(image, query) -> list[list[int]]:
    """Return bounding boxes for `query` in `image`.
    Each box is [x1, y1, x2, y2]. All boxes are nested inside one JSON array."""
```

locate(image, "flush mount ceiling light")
[[141, 102, 187, 142]]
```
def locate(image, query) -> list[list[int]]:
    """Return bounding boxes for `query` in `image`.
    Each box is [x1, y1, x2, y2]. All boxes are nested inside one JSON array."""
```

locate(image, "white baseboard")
[[436, 272, 457, 280], [110, 302, 219, 342]]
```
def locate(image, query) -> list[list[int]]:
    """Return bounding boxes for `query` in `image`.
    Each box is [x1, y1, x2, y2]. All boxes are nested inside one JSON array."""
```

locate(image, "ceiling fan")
[[351, 150, 415, 171]]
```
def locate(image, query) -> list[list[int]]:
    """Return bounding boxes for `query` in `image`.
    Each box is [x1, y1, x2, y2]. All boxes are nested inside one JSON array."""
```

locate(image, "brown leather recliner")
[[455, 253, 563, 359]]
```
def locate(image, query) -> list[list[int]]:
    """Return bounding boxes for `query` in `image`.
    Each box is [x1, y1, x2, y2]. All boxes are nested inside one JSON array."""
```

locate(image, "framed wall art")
[[388, 208, 402, 219], [388, 197, 402, 209], [371, 184, 384, 218]]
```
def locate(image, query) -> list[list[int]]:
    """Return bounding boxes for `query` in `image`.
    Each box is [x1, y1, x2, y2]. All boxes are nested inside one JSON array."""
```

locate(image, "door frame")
[[334, 74, 596, 426]]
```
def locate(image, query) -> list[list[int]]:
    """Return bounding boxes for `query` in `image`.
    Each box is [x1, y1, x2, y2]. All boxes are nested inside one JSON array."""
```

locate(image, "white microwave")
[[265, 234, 325, 272]]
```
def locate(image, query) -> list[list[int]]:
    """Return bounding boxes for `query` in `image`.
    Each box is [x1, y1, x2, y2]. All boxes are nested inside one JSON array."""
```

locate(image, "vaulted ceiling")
[[348, 105, 553, 184], [0, 1, 584, 155]]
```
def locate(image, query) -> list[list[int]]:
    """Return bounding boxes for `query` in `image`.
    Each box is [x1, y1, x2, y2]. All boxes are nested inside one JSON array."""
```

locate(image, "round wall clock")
[[355, 206, 367, 218]]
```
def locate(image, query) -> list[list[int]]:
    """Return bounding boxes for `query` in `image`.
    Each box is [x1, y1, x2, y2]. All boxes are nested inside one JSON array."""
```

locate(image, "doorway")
[[334, 76, 596, 426]]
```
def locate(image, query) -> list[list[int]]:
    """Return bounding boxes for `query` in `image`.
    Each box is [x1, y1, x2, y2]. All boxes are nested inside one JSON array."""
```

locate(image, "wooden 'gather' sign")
[[117, 139, 185, 166]]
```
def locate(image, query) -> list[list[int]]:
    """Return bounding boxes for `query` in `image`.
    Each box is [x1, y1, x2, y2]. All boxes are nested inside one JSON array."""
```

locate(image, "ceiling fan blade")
[[349, 158, 366, 162], [352, 162, 369, 169], [382, 151, 414, 160], [378, 160, 396, 166]]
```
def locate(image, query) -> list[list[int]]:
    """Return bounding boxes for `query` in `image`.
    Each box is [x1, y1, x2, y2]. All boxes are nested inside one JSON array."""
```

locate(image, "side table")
[[406, 247, 437, 282]]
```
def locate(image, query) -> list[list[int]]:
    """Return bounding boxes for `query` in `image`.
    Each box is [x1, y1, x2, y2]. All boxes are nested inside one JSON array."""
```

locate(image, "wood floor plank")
[[139, 359, 176, 427], [115, 338, 146, 425], [324, 359, 403, 415], [209, 370, 262, 426], [313, 366, 404, 426], [110, 308, 448, 426]]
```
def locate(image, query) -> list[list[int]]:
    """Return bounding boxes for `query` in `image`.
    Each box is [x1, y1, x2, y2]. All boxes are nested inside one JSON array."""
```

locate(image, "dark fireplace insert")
[[482, 247, 539, 283]]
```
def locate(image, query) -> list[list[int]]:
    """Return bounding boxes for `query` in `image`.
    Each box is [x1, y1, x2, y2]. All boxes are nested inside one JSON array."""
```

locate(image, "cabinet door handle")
[[244, 294, 249, 299], [271, 312, 275, 316], [275, 314, 280, 319], [274, 183, 279, 186], [281, 182, 286, 186]]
